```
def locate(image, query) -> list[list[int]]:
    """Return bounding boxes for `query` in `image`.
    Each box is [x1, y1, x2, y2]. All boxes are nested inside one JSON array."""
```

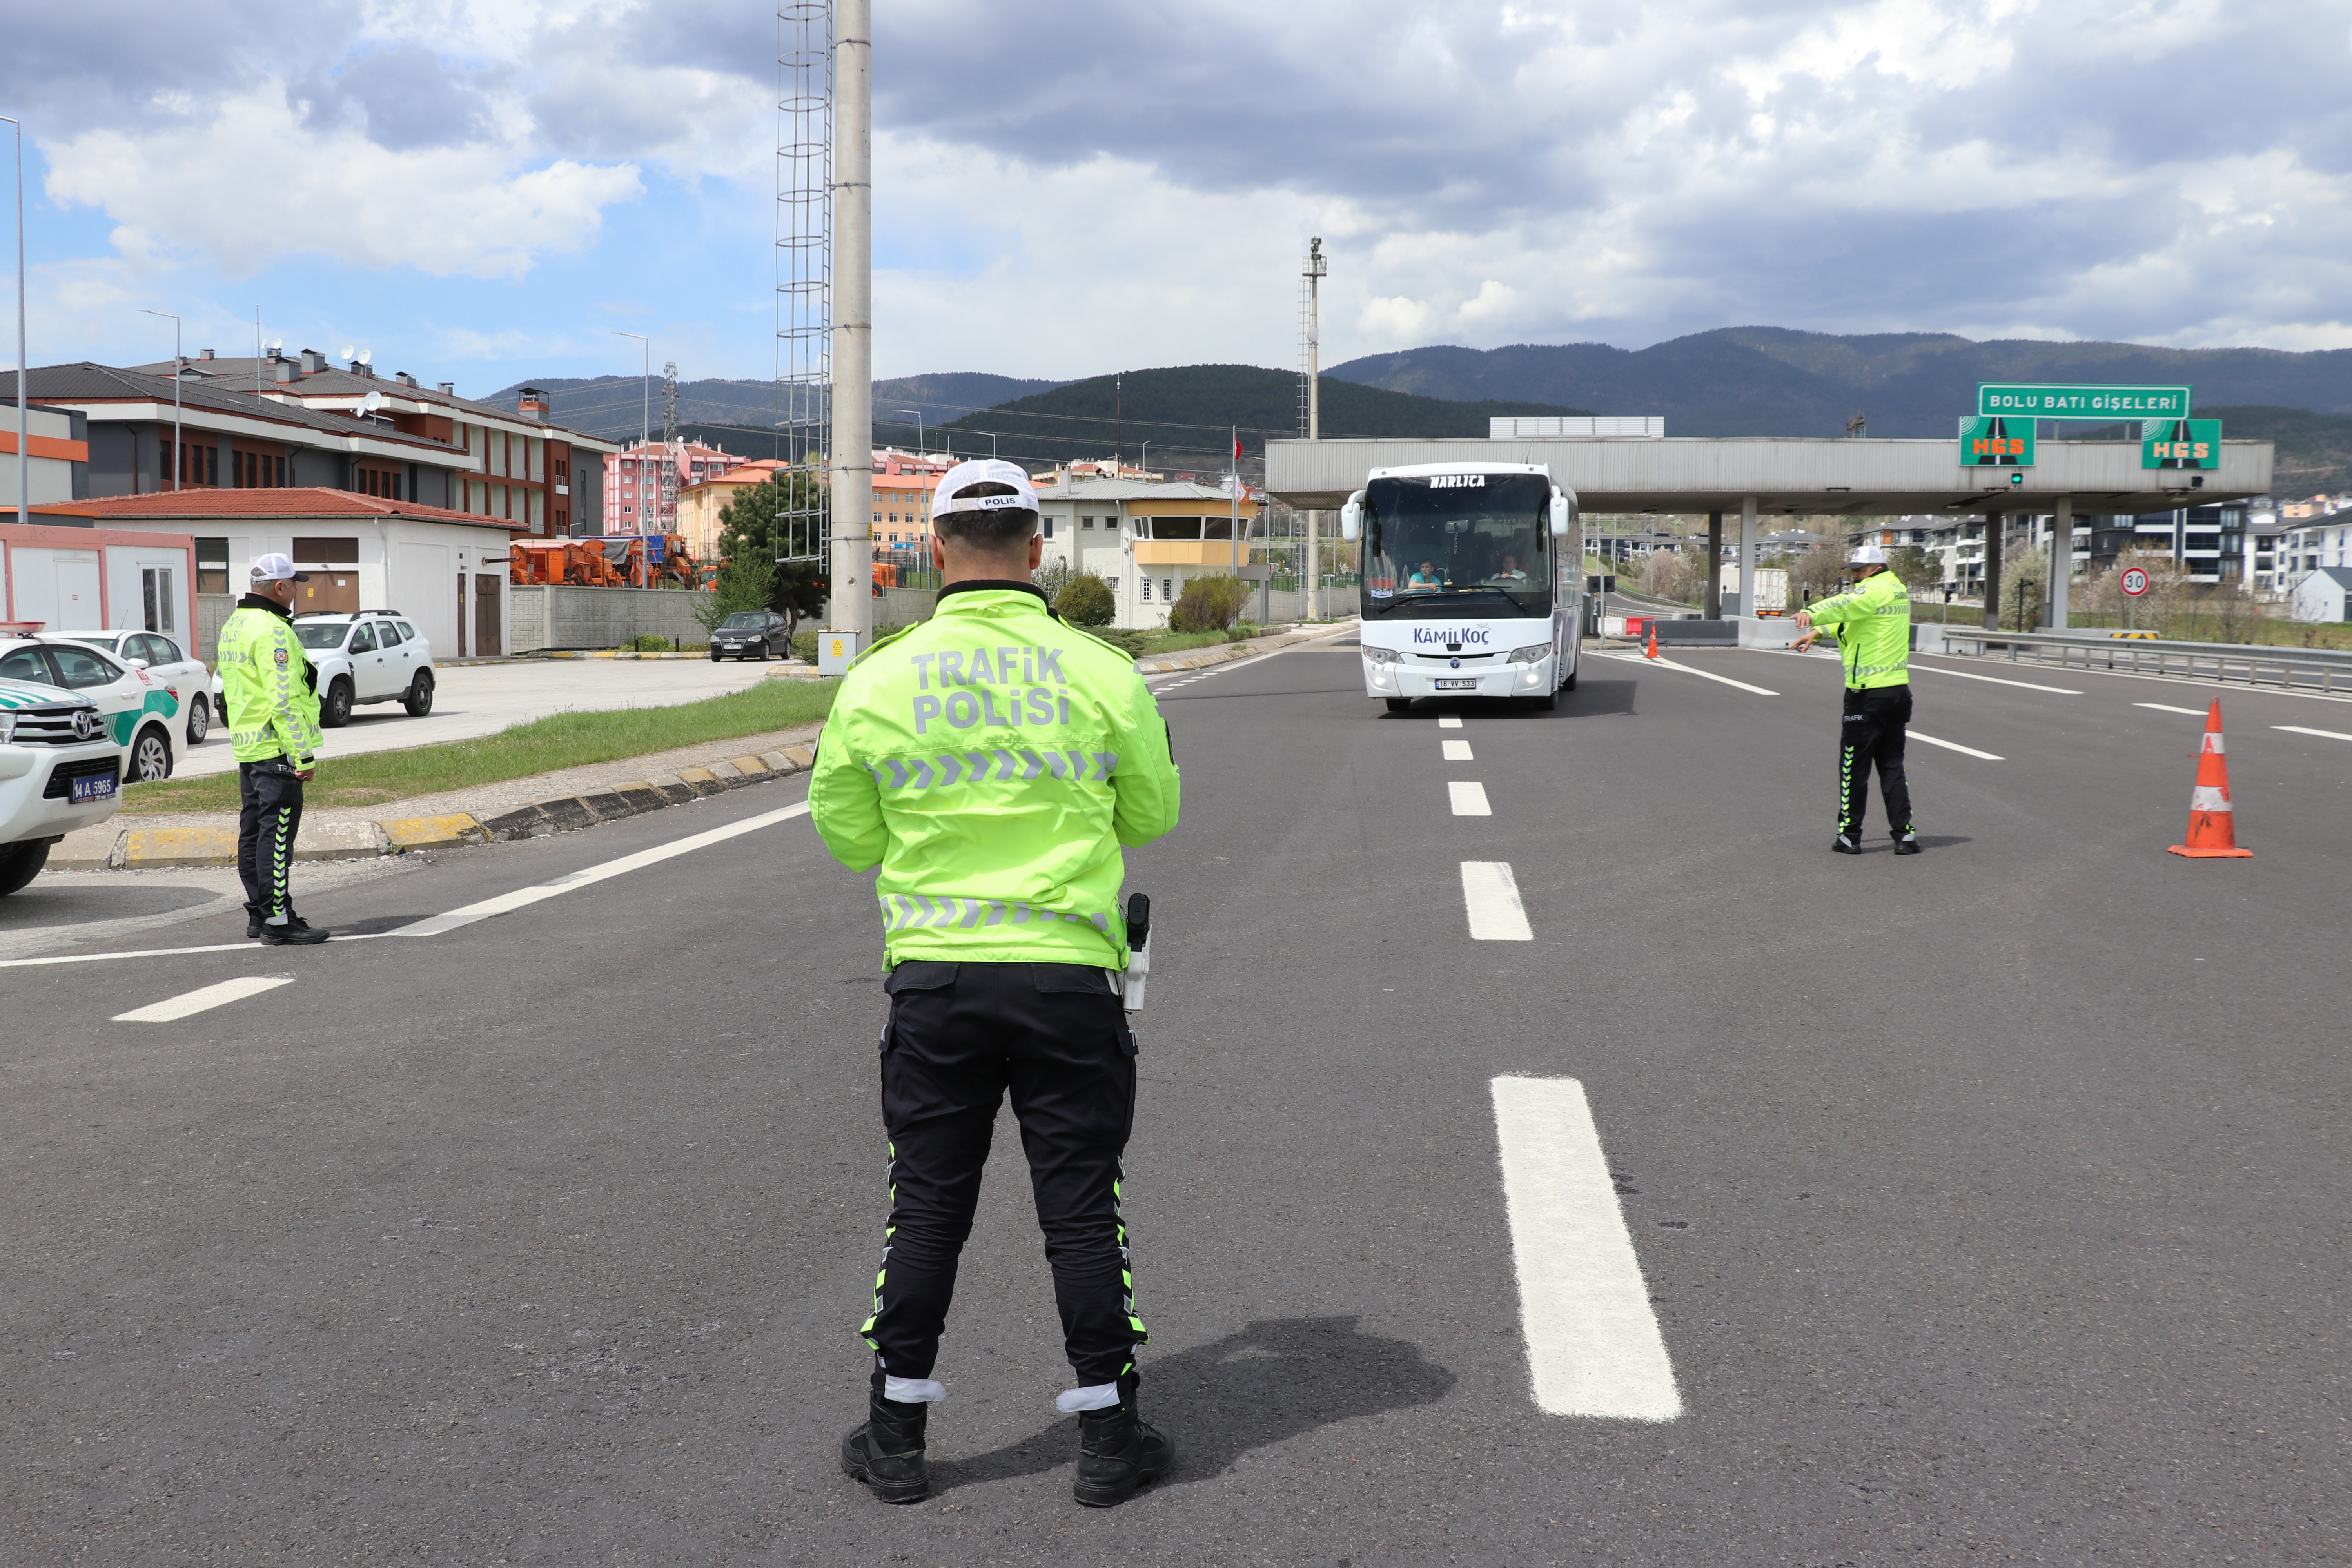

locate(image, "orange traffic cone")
[[2167, 698, 2252, 858], [1644, 625, 1659, 660]]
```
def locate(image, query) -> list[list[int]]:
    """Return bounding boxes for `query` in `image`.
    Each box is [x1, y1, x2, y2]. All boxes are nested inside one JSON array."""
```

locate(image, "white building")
[[71, 488, 527, 659], [0, 399, 87, 507], [2289, 566, 2352, 624], [1031, 478, 1259, 629]]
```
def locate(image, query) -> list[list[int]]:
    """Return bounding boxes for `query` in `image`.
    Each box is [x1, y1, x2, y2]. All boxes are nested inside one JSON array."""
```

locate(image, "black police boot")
[[259, 920, 330, 946], [1073, 1379, 1174, 1508], [840, 1393, 930, 1504], [248, 910, 310, 939], [1892, 831, 1922, 857], [1832, 835, 1862, 855]]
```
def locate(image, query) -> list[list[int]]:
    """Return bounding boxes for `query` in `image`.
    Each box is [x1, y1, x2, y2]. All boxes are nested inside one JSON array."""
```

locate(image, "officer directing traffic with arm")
[[1792, 544, 1920, 856], [217, 554, 332, 942], [809, 459, 1182, 1508]]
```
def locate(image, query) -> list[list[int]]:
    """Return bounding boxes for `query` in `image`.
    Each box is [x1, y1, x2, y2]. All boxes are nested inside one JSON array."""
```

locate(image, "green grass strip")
[[124, 676, 837, 816]]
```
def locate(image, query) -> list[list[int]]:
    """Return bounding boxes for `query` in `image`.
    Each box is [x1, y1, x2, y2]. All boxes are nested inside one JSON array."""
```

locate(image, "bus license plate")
[[72, 773, 117, 804], [1434, 678, 1479, 690]]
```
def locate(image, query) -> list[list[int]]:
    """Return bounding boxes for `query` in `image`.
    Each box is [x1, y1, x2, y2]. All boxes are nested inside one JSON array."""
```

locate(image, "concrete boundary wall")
[[510, 584, 711, 652]]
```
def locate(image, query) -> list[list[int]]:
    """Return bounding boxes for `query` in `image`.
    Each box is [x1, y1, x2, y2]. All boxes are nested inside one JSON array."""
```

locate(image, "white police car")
[[0, 670, 125, 897], [0, 635, 189, 784], [52, 628, 212, 751]]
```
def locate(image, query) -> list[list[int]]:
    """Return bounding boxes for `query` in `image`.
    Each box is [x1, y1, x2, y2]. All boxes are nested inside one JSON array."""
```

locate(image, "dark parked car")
[[710, 611, 788, 662]]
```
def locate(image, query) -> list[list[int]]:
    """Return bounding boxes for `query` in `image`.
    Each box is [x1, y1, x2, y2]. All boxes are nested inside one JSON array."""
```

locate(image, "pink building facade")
[[605, 439, 744, 534]]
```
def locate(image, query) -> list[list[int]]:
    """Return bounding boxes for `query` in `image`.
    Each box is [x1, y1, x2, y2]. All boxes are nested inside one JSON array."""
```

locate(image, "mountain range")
[[1325, 328, 2352, 438]]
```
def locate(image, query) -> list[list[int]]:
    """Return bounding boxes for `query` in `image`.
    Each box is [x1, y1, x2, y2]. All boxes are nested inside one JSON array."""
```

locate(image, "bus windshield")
[[1361, 473, 1552, 619]]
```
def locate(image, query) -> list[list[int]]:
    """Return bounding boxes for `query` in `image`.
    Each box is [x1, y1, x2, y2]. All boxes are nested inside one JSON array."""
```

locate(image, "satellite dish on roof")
[[267, 337, 282, 352], [360, 390, 383, 414], [341, 345, 355, 362], [357, 349, 372, 367]]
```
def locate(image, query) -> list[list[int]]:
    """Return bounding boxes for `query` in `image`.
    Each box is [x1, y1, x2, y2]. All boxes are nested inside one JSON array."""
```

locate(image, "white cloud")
[[44, 85, 643, 281]]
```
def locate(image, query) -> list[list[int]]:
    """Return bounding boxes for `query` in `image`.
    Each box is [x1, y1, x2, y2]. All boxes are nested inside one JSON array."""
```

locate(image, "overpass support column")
[[1981, 508, 2004, 630], [1738, 495, 1757, 617], [1704, 510, 1723, 618], [2047, 497, 2072, 630]]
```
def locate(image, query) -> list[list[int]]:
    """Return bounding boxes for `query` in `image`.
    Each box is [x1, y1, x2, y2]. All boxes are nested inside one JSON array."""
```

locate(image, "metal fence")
[[1940, 628, 2352, 695]]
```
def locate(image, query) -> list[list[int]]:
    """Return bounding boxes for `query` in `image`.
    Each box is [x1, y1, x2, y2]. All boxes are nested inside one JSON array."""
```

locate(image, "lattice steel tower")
[[775, 2, 833, 563]]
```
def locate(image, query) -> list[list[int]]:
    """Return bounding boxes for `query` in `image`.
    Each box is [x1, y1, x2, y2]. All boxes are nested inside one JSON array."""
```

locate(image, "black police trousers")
[[862, 960, 1143, 1390], [1838, 684, 1914, 840], [236, 758, 305, 922]]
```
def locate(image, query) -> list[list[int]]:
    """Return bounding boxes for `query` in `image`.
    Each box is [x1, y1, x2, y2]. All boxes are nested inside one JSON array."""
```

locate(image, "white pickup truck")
[[0, 676, 126, 897]]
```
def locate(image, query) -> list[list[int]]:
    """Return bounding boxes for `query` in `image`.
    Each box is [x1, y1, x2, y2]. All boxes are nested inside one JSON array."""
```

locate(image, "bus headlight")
[[1504, 644, 1550, 664], [1362, 646, 1402, 665]]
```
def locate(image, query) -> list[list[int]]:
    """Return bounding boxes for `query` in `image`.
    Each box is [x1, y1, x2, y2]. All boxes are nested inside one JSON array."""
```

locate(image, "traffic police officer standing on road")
[[809, 459, 1182, 1508], [218, 553, 332, 943], [1793, 544, 1920, 856]]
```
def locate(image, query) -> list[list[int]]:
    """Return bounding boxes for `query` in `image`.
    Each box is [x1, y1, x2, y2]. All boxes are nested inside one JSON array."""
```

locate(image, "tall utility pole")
[[3, 115, 25, 526], [141, 309, 181, 492], [1300, 237, 1325, 622], [829, 0, 873, 639]]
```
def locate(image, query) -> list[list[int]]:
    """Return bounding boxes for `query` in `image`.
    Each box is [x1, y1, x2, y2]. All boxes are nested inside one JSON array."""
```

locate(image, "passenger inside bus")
[[1407, 560, 1444, 590]]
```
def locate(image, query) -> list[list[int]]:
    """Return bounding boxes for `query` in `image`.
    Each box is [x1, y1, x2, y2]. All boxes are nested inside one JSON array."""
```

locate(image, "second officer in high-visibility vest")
[[1793, 544, 1920, 855], [809, 459, 1181, 1508], [218, 552, 332, 942]]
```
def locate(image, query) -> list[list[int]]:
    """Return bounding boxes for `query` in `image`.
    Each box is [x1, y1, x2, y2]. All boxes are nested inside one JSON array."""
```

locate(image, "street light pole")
[[895, 408, 922, 455], [141, 308, 181, 492], [829, 0, 874, 642], [2, 116, 24, 526], [616, 331, 650, 531]]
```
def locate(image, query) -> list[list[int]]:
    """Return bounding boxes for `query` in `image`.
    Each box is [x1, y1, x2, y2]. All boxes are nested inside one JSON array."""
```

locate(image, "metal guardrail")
[[1938, 628, 2350, 694]]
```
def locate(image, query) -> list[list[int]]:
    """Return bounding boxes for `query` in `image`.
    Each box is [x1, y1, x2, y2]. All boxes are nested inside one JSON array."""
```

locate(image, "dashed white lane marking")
[[2277, 724, 2352, 743], [1907, 730, 2004, 760], [113, 975, 295, 1022], [1443, 739, 1474, 761], [1489, 1076, 1682, 1421], [1438, 716, 1464, 729], [396, 802, 813, 938], [1449, 781, 1492, 816], [1908, 663, 2082, 695], [2136, 702, 2210, 716], [1, 934, 388, 969], [1604, 652, 1777, 697], [1460, 861, 1532, 941]]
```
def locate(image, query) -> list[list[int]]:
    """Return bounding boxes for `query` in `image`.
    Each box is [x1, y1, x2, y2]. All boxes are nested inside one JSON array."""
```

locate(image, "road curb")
[[63, 736, 824, 873], [1134, 622, 1352, 675]]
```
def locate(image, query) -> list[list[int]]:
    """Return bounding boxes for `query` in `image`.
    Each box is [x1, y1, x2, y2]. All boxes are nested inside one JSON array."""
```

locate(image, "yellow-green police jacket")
[[809, 583, 1181, 969], [1807, 569, 1912, 690], [218, 597, 323, 766]]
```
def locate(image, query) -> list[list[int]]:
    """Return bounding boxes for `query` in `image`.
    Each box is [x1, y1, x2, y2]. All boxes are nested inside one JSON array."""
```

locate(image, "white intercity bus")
[[1340, 462, 1582, 712]]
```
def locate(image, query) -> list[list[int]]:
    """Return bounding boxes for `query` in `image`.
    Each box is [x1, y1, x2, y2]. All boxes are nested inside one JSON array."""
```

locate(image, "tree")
[[1886, 545, 1936, 594], [1789, 547, 1847, 611], [1032, 557, 1076, 608], [1170, 575, 1249, 631], [712, 469, 829, 636], [1057, 575, 1116, 626], [694, 553, 776, 635], [2000, 541, 2047, 631]]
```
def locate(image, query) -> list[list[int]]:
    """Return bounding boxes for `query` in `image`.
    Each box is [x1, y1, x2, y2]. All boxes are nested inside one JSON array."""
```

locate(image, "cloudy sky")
[[1, 0, 2345, 398]]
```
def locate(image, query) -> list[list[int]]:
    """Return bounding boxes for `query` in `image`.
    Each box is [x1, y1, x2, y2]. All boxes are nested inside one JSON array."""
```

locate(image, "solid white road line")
[[2277, 724, 2352, 743], [1604, 652, 1778, 697], [1488, 1076, 1682, 1421], [1443, 739, 1474, 761], [1449, 781, 1492, 816], [2136, 702, 2210, 716], [0, 934, 389, 969], [1907, 730, 2004, 760], [1459, 861, 1532, 941], [396, 802, 813, 938], [113, 975, 295, 1022], [1907, 662, 2082, 695], [1439, 716, 1463, 729]]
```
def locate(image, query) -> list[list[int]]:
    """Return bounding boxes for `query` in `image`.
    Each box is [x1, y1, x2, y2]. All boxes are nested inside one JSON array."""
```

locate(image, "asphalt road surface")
[[170, 657, 770, 779], [5, 634, 2347, 1565]]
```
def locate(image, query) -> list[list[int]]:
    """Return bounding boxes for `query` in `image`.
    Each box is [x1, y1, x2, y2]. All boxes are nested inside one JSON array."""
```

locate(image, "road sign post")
[[2121, 564, 2149, 632]]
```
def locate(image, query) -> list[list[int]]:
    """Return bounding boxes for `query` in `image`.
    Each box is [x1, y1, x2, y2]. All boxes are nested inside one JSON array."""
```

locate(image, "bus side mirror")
[[1339, 492, 1364, 542], [1549, 493, 1571, 537]]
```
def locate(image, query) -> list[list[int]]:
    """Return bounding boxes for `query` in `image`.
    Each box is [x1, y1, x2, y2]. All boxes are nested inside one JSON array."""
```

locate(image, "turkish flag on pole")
[[1233, 434, 1244, 459]]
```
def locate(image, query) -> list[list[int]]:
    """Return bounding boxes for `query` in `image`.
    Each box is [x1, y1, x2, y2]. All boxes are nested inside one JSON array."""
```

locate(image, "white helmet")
[[1847, 544, 1889, 567]]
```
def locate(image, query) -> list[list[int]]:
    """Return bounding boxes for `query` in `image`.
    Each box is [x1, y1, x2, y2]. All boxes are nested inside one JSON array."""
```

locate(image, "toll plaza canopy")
[[1262, 437, 2274, 518]]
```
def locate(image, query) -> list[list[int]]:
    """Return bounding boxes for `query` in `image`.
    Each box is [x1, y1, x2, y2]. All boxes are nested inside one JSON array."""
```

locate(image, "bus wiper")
[[1438, 583, 1535, 613]]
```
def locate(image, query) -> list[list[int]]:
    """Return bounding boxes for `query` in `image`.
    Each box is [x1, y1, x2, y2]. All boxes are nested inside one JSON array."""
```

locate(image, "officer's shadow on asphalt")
[[929, 1314, 1456, 1495]]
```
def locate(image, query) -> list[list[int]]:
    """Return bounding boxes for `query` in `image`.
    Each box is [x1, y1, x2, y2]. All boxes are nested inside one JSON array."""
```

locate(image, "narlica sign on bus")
[[1977, 384, 2192, 419]]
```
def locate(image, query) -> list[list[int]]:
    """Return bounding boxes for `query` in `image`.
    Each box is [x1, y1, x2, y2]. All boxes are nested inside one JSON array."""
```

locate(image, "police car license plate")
[[1434, 678, 1478, 690], [72, 773, 117, 804]]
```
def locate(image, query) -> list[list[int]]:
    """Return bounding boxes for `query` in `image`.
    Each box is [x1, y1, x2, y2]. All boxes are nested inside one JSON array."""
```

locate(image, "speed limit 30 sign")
[[2120, 566, 2151, 597]]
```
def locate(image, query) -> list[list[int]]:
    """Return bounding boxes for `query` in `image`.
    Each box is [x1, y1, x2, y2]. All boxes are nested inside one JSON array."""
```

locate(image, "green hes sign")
[[1959, 415, 2034, 468], [2140, 417, 2221, 470]]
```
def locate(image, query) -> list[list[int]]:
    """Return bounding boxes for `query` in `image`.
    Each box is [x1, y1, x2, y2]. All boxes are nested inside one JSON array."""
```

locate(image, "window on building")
[[1139, 579, 1151, 603], [195, 538, 230, 596], [1081, 515, 1095, 530], [1162, 579, 1174, 602]]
